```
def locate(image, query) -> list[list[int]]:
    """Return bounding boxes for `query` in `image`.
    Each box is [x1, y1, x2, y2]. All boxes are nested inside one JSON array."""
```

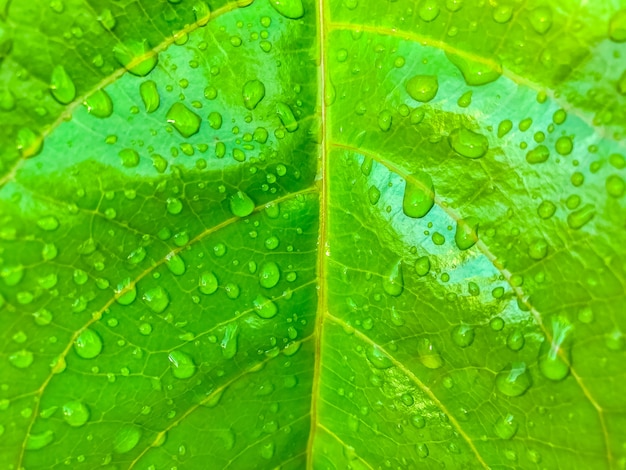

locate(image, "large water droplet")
[[451, 324, 475, 348], [166, 103, 201, 138], [242, 80, 265, 110], [229, 190, 255, 217], [113, 425, 142, 453], [567, 204, 594, 230], [83, 89, 113, 118], [382, 260, 403, 297], [168, 350, 196, 379], [50, 65, 76, 104], [199, 271, 218, 294], [446, 51, 502, 86], [406, 75, 439, 102], [454, 216, 479, 250], [253, 295, 279, 319], [62, 401, 90, 427], [74, 329, 103, 359], [166, 254, 186, 276], [268, 0, 304, 19], [259, 261, 280, 288], [276, 102, 298, 132], [402, 171, 434, 218], [609, 9, 626, 42], [538, 316, 572, 381], [496, 362, 532, 397], [113, 40, 158, 76], [9, 349, 33, 368], [143, 287, 170, 313], [417, 338, 443, 369], [365, 345, 393, 369], [449, 127, 489, 158], [140, 80, 160, 113]]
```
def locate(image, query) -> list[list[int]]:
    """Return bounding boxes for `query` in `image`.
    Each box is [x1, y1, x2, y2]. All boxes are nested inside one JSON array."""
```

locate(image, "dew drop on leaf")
[[259, 261, 280, 288], [382, 260, 403, 297], [116, 278, 137, 305], [567, 204, 595, 230], [168, 350, 196, 379], [606, 175, 625, 197], [140, 80, 160, 113], [143, 287, 170, 314], [377, 110, 392, 132], [9, 349, 34, 369], [276, 102, 299, 132], [506, 329, 525, 351], [402, 171, 434, 218], [74, 329, 103, 359], [83, 89, 113, 118], [253, 294, 279, 319], [229, 190, 255, 217], [365, 345, 393, 369], [37, 215, 59, 231], [113, 40, 158, 76], [406, 75, 439, 102], [416, 443, 429, 458], [414, 256, 430, 276], [268, 0, 304, 19], [451, 324, 475, 348], [454, 217, 479, 250], [495, 362, 532, 397], [16, 127, 43, 158], [608, 9, 626, 42], [528, 238, 548, 260], [166, 254, 186, 276], [25, 430, 55, 450], [193, 1, 211, 26], [417, 338, 443, 369], [166, 197, 183, 215], [528, 6, 553, 34], [199, 271, 218, 295], [497, 119, 513, 138], [62, 401, 90, 427], [446, 51, 502, 86], [538, 316, 572, 381], [494, 413, 518, 439], [113, 425, 142, 453], [166, 103, 202, 138], [50, 65, 76, 104], [242, 80, 265, 110], [221, 323, 239, 359], [448, 127, 489, 159]]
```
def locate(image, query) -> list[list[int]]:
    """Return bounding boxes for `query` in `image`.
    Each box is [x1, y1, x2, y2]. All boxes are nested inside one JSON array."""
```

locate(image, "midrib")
[[305, 0, 329, 466]]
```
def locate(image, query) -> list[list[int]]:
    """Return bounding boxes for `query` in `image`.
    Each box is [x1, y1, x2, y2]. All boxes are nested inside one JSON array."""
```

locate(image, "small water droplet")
[[62, 401, 90, 427], [414, 256, 430, 276], [451, 324, 474, 348], [365, 345, 393, 369], [416, 443, 429, 458], [83, 90, 113, 118], [276, 102, 298, 132], [402, 171, 434, 218], [242, 80, 265, 110], [449, 127, 489, 159], [382, 260, 403, 297], [50, 65, 76, 104], [9, 349, 34, 369], [221, 323, 239, 359], [526, 145, 550, 164], [166, 102, 201, 138], [253, 295, 279, 319], [567, 204, 594, 230], [268, 0, 304, 19], [113, 425, 142, 453], [229, 190, 255, 217], [166, 254, 186, 276], [494, 413, 518, 439], [143, 287, 170, 313], [140, 80, 160, 113], [446, 51, 502, 86], [259, 261, 280, 288], [454, 217, 479, 250], [113, 40, 158, 76], [538, 316, 572, 381], [199, 271, 218, 294], [406, 74, 439, 102], [168, 350, 196, 379], [417, 338, 443, 369], [25, 430, 55, 450]]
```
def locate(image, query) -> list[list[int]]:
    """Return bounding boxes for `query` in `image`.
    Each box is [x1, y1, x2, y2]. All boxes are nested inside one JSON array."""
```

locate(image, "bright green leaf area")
[[1, 0, 626, 468]]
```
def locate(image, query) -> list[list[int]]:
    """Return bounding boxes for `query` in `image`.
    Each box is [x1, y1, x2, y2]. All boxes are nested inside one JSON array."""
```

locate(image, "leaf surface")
[[0, 0, 625, 469]]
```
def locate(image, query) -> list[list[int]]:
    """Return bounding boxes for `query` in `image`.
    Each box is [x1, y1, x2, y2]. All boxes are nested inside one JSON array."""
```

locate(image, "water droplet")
[[406, 75, 438, 102], [221, 323, 239, 359], [50, 65, 76, 104], [25, 430, 55, 450], [567, 204, 594, 230], [537, 200, 556, 219], [454, 217, 479, 250], [193, 1, 211, 25], [168, 350, 196, 379], [606, 175, 625, 198], [229, 190, 255, 217], [416, 443, 429, 458], [17, 127, 43, 158], [253, 295, 279, 319], [276, 102, 298, 132], [496, 362, 532, 397], [259, 261, 280, 288], [457, 90, 472, 107], [451, 324, 474, 348], [382, 260, 403, 297], [83, 90, 113, 118], [555, 136, 573, 155], [9, 349, 34, 369], [528, 238, 548, 260], [417, 338, 443, 369], [377, 110, 392, 131], [208, 111, 222, 129], [449, 127, 489, 158], [402, 171, 434, 218], [609, 9, 626, 42], [497, 119, 512, 138], [414, 256, 430, 276], [118, 148, 139, 168], [242, 80, 265, 110], [493, 5, 513, 23], [446, 51, 502, 86], [166, 102, 201, 138], [526, 145, 549, 164], [113, 425, 142, 453], [506, 329, 525, 351], [199, 271, 218, 294], [528, 6, 552, 34], [418, 0, 439, 21], [368, 186, 381, 204], [37, 215, 59, 231], [166, 254, 186, 275], [140, 80, 160, 113], [143, 287, 170, 313], [166, 197, 183, 215], [62, 401, 90, 427], [494, 413, 518, 439], [366, 345, 393, 369], [74, 329, 103, 359], [113, 40, 158, 76], [538, 316, 572, 381], [268, 0, 304, 19]]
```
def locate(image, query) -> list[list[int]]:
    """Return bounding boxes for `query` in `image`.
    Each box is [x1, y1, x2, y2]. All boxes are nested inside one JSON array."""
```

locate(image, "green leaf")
[[1, 0, 625, 469]]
